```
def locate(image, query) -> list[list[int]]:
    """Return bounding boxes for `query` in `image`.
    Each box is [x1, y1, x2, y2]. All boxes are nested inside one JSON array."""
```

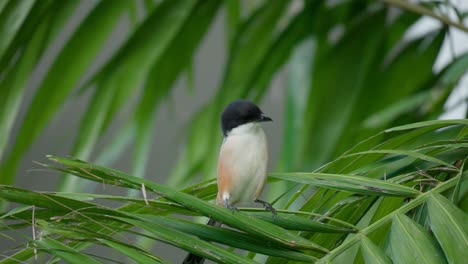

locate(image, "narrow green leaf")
[[225, 0, 240, 49], [54, 192, 192, 215], [0, 13, 49, 160], [112, 216, 255, 264], [363, 91, 433, 129], [95, 239, 165, 264], [440, 52, 468, 84], [143, 0, 156, 11], [133, 0, 221, 178], [384, 119, 468, 133], [0, 0, 35, 59], [0, 0, 10, 15], [368, 29, 445, 118], [302, 9, 387, 168], [38, 217, 167, 263], [362, 196, 404, 257], [0, 0, 52, 71], [343, 149, 455, 168], [270, 172, 420, 197], [426, 193, 468, 264], [0, 248, 35, 264], [60, 0, 199, 192], [245, 211, 356, 233], [34, 237, 101, 264], [1, 187, 243, 263], [322, 121, 467, 175], [389, 213, 445, 264], [317, 176, 462, 263], [250, 4, 313, 101], [0, 205, 32, 219], [169, 0, 289, 186], [456, 125, 468, 140], [167, 105, 217, 187], [281, 37, 314, 171], [360, 236, 391, 264], [46, 156, 328, 253], [0, 0, 130, 185], [42, 1, 80, 48], [0, 184, 130, 220], [220, 0, 288, 102], [138, 215, 317, 263], [98, 0, 201, 132], [0, 0, 80, 161]]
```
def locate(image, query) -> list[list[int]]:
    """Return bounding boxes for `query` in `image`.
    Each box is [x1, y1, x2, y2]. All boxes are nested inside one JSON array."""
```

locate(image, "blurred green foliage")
[[0, 0, 467, 263], [0, 0, 466, 189]]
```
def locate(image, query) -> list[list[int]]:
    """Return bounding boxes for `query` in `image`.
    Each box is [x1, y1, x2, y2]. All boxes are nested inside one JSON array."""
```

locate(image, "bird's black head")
[[221, 100, 272, 136]]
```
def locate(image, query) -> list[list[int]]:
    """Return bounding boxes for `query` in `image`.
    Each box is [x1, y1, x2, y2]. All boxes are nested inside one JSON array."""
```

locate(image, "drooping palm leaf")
[[1, 119, 466, 263]]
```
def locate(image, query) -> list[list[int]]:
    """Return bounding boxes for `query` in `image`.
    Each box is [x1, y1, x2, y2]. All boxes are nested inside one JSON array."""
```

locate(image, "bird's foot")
[[255, 199, 277, 221], [224, 199, 238, 212]]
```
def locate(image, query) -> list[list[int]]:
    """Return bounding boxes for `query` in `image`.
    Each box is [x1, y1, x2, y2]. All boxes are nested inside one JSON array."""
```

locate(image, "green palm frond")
[[1, 120, 467, 263], [1, 0, 467, 263]]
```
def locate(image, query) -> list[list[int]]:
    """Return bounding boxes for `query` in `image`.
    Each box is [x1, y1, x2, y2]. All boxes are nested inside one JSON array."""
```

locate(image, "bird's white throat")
[[227, 122, 263, 137]]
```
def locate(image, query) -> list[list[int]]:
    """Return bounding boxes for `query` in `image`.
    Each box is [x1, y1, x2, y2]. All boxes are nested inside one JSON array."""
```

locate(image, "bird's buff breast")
[[218, 123, 268, 205]]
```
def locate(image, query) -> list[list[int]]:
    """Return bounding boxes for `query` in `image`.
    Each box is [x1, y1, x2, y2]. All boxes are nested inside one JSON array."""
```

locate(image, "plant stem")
[[382, 0, 468, 33]]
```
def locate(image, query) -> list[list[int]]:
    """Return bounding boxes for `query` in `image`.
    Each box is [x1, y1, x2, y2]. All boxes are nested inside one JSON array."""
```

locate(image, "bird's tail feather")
[[182, 218, 221, 264]]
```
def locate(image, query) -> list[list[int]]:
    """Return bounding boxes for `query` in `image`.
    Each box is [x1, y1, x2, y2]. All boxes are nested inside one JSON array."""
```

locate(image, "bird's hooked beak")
[[259, 113, 273, 122]]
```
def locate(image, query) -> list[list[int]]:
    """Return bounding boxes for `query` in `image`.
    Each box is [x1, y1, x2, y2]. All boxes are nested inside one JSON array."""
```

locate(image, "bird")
[[183, 99, 275, 264]]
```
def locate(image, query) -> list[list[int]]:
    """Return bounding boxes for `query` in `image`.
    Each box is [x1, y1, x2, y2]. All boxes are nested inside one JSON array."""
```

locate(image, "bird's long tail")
[[182, 218, 221, 264]]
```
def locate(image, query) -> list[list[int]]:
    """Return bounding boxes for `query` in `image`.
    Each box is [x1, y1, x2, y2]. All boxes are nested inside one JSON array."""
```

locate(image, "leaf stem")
[[382, 0, 468, 33]]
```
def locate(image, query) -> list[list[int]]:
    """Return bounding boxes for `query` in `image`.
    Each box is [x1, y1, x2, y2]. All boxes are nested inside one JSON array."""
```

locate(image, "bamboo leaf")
[[137, 215, 317, 263], [225, 0, 240, 49], [426, 193, 468, 264], [0, 248, 35, 264], [343, 149, 456, 168], [34, 237, 101, 264], [384, 119, 468, 133], [0, 185, 132, 222], [133, 0, 221, 178], [363, 91, 434, 128], [250, 4, 313, 101], [270, 172, 420, 197], [112, 216, 256, 264], [322, 122, 467, 175], [360, 236, 392, 264], [60, 0, 200, 192], [440, 52, 468, 84], [0, 14, 49, 160], [244, 211, 356, 233], [0, 0, 35, 59], [36, 219, 168, 264], [0, 0, 79, 161], [0, 186, 318, 263], [0, 0, 130, 185], [169, 0, 289, 186], [46, 156, 328, 253], [281, 37, 314, 172], [0, 0, 10, 15], [97, 0, 202, 134], [302, 9, 387, 168], [389, 213, 445, 264], [98, 239, 165, 264], [0, 0, 52, 70], [317, 176, 462, 263]]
